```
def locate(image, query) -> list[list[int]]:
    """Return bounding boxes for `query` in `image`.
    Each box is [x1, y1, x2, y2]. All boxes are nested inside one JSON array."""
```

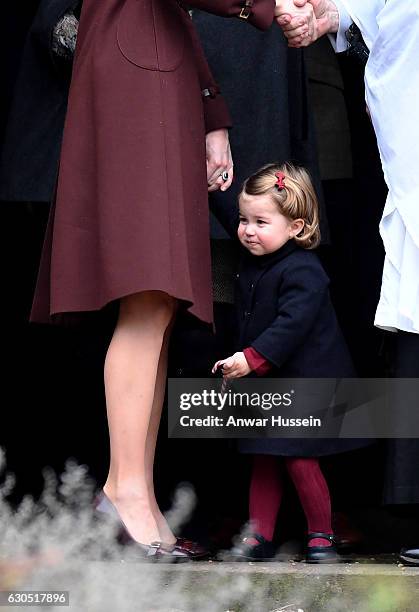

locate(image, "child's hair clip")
[[275, 171, 286, 191]]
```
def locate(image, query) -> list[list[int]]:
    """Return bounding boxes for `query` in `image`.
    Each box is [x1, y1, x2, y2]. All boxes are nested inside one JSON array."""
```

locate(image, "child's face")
[[238, 193, 303, 256]]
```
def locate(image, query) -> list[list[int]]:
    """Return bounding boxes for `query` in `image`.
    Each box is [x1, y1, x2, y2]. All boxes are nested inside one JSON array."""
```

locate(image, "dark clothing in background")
[[384, 333, 419, 505], [193, 14, 327, 243], [0, 1, 40, 147], [305, 39, 355, 345], [305, 38, 352, 182], [0, 0, 80, 203]]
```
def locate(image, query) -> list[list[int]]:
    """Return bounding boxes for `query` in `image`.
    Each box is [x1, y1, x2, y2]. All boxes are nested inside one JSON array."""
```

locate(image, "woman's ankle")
[[102, 483, 149, 503]]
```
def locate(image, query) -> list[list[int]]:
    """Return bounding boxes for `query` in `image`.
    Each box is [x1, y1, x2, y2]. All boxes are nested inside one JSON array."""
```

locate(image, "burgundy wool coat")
[[31, 0, 276, 325]]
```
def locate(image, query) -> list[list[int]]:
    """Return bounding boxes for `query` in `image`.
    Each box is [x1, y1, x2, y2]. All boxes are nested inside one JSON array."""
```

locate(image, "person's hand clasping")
[[206, 128, 234, 192], [212, 352, 251, 379], [275, 0, 318, 47], [276, 0, 339, 46]]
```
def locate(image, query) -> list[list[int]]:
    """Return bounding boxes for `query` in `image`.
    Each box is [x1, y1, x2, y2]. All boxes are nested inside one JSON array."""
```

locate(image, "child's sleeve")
[[243, 347, 273, 375], [250, 260, 329, 369]]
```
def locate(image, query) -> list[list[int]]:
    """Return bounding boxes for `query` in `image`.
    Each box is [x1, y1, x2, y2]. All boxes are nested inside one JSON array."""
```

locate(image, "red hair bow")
[[275, 171, 286, 190]]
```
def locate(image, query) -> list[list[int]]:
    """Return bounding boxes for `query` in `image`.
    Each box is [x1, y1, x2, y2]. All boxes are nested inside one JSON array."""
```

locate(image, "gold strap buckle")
[[238, 6, 251, 19]]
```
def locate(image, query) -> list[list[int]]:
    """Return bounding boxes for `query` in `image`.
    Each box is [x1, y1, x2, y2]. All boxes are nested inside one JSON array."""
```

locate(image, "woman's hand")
[[206, 128, 233, 192], [212, 352, 251, 379]]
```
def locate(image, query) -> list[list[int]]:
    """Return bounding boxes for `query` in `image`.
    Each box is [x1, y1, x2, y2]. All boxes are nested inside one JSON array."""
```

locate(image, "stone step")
[[77, 558, 419, 612]]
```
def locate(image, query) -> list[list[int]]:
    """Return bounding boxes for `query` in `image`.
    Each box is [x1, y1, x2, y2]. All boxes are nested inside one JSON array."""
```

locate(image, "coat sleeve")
[[184, 0, 276, 30], [251, 259, 329, 369], [179, 0, 276, 133], [181, 11, 232, 133]]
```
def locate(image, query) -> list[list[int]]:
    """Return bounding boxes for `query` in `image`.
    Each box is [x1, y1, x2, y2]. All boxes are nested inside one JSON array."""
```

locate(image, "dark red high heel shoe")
[[94, 491, 207, 561], [174, 537, 209, 560]]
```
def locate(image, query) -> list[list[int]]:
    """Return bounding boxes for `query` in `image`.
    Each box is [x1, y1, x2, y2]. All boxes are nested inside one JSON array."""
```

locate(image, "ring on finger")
[[221, 171, 229, 182]]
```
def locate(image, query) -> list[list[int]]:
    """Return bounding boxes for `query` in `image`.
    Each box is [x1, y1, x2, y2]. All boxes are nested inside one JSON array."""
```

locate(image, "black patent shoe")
[[306, 533, 339, 564], [94, 491, 192, 562], [223, 533, 276, 562], [399, 546, 419, 565]]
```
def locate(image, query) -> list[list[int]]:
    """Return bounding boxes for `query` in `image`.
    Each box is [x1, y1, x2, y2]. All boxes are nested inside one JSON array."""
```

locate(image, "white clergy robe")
[[333, 0, 419, 333]]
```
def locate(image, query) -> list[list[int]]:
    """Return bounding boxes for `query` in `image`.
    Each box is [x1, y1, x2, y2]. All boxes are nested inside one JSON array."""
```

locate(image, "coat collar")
[[243, 240, 299, 269]]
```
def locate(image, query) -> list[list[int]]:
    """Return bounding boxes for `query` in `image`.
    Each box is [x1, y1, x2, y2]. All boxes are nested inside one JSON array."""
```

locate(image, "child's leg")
[[285, 457, 333, 547], [248, 454, 283, 542], [103, 290, 176, 545]]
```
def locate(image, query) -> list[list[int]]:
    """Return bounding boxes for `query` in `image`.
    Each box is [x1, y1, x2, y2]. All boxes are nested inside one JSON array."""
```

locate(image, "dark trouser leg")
[[384, 331, 419, 505]]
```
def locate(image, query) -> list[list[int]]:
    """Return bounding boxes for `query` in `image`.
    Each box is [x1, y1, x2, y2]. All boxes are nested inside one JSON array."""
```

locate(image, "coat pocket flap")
[[117, 0, 184, 71]]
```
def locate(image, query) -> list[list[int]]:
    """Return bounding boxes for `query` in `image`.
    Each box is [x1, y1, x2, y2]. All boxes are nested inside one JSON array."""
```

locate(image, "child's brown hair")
[[240, 162, 321, 249]]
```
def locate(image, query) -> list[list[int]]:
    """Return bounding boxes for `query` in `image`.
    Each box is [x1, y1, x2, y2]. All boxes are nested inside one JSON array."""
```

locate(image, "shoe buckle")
[[148, 541, 161, 556]]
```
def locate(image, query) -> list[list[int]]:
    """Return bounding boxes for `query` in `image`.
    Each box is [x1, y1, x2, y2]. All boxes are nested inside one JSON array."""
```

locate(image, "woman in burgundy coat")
[[30, 0, 277, 557]]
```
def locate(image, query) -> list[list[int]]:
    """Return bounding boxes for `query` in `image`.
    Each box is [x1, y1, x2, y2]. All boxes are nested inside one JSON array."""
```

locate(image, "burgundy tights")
[[248, 454, 333, 547]]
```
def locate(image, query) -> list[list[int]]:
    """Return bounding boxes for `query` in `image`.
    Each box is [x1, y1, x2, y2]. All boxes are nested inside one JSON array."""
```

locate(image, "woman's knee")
[[119, 291, 176, 329]]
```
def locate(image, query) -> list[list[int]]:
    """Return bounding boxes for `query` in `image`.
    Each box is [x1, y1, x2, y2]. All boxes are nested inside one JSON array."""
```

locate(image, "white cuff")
[[328, 0, 353, 53]]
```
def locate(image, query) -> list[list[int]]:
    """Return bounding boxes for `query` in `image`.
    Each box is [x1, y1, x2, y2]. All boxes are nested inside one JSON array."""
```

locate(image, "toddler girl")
[[212, 162, 366, 563]]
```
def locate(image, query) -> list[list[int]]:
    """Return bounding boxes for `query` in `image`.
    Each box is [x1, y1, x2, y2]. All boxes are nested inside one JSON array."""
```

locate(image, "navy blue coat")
[[211, 200, 370, 456], [236, 241, 353, 378]]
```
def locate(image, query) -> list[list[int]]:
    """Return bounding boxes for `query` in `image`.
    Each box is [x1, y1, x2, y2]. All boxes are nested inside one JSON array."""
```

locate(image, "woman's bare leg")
[[144, 317, 177, 544], [103, 290, 176, 544]]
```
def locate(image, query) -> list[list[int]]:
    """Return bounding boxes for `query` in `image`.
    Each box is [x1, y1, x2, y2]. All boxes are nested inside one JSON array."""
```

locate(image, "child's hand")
[[212, 352, 251, 379]]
